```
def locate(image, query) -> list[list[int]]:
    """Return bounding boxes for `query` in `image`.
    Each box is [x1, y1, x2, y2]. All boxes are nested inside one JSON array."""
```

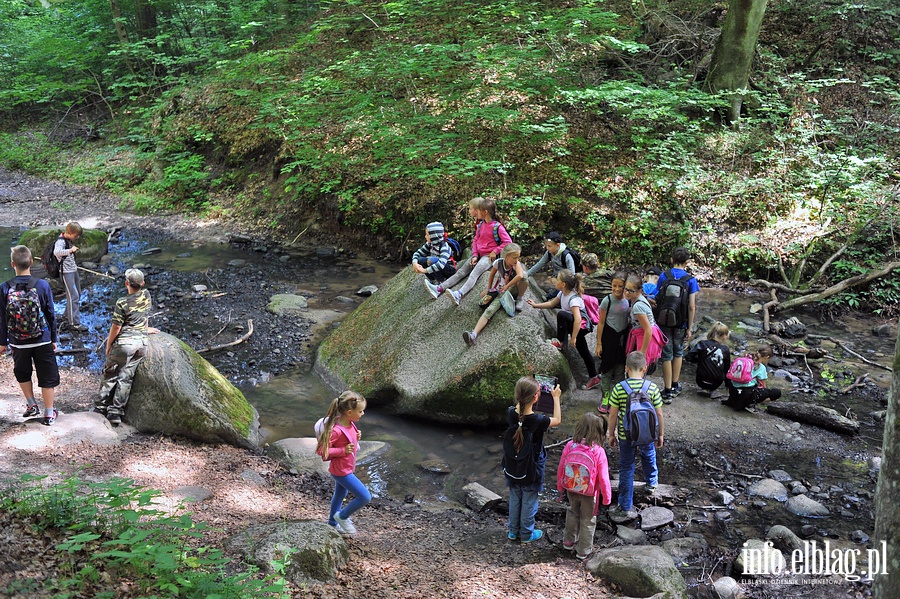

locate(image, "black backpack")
[[41, 236, 69, 279], [562, 247, 582, 273], [696, 340, 729, 384], [4, 276, 45, 340], [655, 269, 693, 328], [501, 412, 537, 484]]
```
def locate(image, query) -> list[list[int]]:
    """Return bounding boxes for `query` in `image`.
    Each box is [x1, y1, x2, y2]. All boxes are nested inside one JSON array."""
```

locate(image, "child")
[[624, 274, 667, 380], [607, 351, 665, 520], [54, 221, 86, 331], [425, 197, 511, 306], [413, 221, 457, 292], [527, 269, 599, 390], [504, 376, 561, 543], [642, 266, 661, 300], [463, 243, 527, 346], [722, 345, 782, 410], [0, 245, 59, 425], [525, 231, 577, 301], [595, 271, 629, 414], [655, 247, 700, 402], [581, 252, 615, 298], [557, 412, 611, 559], [316, 391, 373, 535], [692, 322, 731, 397]]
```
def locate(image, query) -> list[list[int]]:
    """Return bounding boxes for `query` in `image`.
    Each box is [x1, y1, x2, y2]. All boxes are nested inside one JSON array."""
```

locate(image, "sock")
[[44, 407, 55, 417], [26, 397, 37, 407]]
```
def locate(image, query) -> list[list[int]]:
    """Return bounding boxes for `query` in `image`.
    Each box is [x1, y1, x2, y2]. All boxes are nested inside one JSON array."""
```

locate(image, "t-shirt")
[[506, 406, 551, 459], [558, 290, 587, 329], [732, 362, 769, 388], [112, 288, 152, 342], [609, 377, 663, 441], [599, 294, 630, 332], [491, 257, 522, 289], [629, 295, 655, 329]]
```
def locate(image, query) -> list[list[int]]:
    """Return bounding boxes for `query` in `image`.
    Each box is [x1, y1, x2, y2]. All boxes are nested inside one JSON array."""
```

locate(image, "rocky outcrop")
[[267, 437, 387, 476], [19, 226, 109, 264], [586, 545, 687, 598], [127, 332, 261, 449], [315, 266, 573, 425]]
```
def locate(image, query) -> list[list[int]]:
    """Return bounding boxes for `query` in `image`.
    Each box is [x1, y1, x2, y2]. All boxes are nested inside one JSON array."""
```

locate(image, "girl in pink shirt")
[[315, 391, 371, 535]]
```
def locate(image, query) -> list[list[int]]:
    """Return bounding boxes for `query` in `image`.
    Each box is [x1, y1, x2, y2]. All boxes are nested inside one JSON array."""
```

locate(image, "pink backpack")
[[583, 294, 601, 327], [560, 443, 599, 497], [726, 356, 755, 384]]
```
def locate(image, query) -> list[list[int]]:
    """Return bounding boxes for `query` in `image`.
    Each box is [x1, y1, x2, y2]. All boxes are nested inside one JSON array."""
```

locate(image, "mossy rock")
[[315, 266, 573, 425], [18, 227, 109, 264]]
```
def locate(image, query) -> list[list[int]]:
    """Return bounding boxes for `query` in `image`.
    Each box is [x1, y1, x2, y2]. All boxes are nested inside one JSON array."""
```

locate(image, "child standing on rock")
[[316, 391, 372, 535], [55, 221, 86, 332]]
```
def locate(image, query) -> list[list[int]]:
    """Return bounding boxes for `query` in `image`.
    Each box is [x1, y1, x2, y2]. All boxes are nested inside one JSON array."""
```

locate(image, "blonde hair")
[[501, 243, 521, 258], [707, 321, 730, 341], [315, 391, 366, 460], [556, 268, 584, 295], [512, 377, 540, 453], [65, 222, 83, 237], [573, 412, 607, 447]]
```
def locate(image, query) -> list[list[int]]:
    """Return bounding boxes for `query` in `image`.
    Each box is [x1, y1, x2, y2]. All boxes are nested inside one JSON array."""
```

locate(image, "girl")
[[463, 243, 527, 346], [623, 273, 667, 384], [722, 345, 782, 410], [527, 269, 598, 387], [594, 271, 630, 414], [557, 412, 611, 560], [315, 391, 372, 535], [505, 376, 561, 543], [693, 322, 731, 397], [425, 197, 512, 306]]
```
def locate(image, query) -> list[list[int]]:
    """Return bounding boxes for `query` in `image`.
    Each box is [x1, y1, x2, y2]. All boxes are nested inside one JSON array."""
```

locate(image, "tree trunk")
[[704, 0, 769, 123], [108, 0, 129, 45], [133, 0, 157, 39], [765, 402, 859, 435], [874, 332, 900, 596]]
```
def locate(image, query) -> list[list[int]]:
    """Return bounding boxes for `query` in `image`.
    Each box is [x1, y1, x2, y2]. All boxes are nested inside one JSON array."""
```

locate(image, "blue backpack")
[[621, 380, 658, 446]]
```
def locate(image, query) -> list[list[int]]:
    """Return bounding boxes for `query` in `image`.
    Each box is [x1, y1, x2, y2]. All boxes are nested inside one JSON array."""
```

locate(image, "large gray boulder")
[[315, 266, 573, 425], [586, 545, 687, 598], [267, 437, 387, 476], [227, 521, 348, 584], [19, 226, 109, 264], [128, 332, 261, 449]]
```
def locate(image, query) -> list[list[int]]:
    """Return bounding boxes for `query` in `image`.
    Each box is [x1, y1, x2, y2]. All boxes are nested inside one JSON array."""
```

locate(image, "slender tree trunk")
[[134, 0, 157, 39], [873, 332, 900, 597], [109, 0, 129, 45], [704, 0, 768, 123]]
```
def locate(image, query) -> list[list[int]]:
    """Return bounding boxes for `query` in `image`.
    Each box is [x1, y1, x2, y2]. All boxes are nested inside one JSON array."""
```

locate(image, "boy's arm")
[[564, 251, 575, 273], [525, 252, 549, 278], [655, 407, 665, 448], [687, 290, 697, 339], [39, 282, 58, 344], [0, 284, 8, 348], [607, 405, 619, 448]]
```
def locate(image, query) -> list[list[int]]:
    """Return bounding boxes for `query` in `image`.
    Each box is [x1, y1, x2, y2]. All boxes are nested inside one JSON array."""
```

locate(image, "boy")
[[655, 247, 700, 402], [581, 252, 615, 298], [607, 351, 665, 520], [642, 266, 661, 301], [413, 222, 456, 293], [525, 231, 577, 301], [0, 245, 60, 425], [54, 222, 85, 331]]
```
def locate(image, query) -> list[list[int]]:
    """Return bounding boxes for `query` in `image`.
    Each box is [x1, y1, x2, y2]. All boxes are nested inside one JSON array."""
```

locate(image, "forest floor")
[[0, 167, 888, 598]]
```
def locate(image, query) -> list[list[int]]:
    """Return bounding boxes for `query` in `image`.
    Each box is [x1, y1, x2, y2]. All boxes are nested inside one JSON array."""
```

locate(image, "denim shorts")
[[660, 327, 686, 361]]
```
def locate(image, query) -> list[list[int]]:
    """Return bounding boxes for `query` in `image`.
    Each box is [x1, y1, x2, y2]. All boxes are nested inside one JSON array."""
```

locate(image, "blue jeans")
[[328, 472, 372, 525], [617, 440, 658, 511], [508, 485, 540, 540]]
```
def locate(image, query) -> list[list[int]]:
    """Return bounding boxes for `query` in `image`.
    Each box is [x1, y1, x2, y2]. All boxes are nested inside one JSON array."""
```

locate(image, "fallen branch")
[[702, 461, 763, 479], [78, 266, 116, 280], [197, 320, 254, 354], [841, 373, 870, 394], [766, 401, 860, 435], [808, 335, 892, 372], [546, 437, 573, 450], [56, 347, 91, 355]]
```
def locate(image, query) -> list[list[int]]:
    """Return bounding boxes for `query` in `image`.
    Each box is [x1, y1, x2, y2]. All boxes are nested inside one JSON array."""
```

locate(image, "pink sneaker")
[[549, 339, 563, 350], [585, 375, 601, 390]]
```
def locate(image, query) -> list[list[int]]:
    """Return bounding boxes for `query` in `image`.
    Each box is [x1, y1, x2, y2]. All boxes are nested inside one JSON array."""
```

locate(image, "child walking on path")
[[0, 245, 59, 425], [54, 221, 86, 331], [557, 412, 611, 559], [607, 351, 665, 521], [527, 269, 599, 389], [655, 247, 700, 402], [503, 376, 561, 543], [624, 273, 667, 382], [722, 345, 782, 410], [316, 391, 373, 535], [463, 243, 527, 346], [413, 221, 456, 287], [691, 322, 731, 396], [425, 197, 511, 306], [595, 272, 629, 414]]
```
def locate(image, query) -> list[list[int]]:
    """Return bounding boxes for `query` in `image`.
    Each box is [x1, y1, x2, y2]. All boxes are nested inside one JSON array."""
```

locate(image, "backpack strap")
[[640, 380, 652, 395], [492, 221, 501, 246]]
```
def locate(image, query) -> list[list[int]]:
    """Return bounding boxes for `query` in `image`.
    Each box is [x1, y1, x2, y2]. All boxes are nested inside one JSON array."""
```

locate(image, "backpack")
[[621, 380, 658, 446], [562, 247, 582, 273], [696, 340, 728, 384], [443, 233, 463, 266], [5, 276, 45, 340], [582, 294, 601, 327], [560, 443, 599, 497], [726, 355, 755, 384], [502, 415, 537, 484], [655, 269, 693, 328], [41, 236, 70, 279]]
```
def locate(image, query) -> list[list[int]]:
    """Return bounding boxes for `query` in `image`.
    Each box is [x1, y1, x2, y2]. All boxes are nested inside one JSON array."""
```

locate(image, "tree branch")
[[197, 320, 254, 354]]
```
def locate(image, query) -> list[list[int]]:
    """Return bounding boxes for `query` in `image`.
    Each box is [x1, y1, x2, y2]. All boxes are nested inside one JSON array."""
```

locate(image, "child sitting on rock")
[[413, 221, 456, 285]]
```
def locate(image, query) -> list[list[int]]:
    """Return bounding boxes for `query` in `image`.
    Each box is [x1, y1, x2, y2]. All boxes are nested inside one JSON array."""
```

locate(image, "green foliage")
[[0, 474, 289, 598]]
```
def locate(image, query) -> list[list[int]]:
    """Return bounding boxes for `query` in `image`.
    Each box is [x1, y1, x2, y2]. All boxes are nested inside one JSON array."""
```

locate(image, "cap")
[[125, 268, 145, 287]]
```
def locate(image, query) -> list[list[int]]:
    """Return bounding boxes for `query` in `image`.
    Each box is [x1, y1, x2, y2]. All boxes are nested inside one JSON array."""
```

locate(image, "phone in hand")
[[534, 374, 558, 414]]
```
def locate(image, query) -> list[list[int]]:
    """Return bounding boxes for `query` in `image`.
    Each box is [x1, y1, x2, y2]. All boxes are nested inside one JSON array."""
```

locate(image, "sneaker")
[[647, 484, 657, 494], [72, 324, 89, 332], [22, 405, 40, 418], [661, 388, 673, 405], [585, 375, 601, 390], [449, 290, 462, 306], [608, 505, 638, 521], [463, 331, 476, 347], [41, 409, 58, 426], [549, 338, 563, 350], [107, 412, 122, 425], [562, 540, 576, 552], [333, 512, 357, 535], [597, 404, 610, 415], [424, 280, 440, 299], [499, 292, 516, 317], [508, 532, 518, 541], [672, 382, 683, 396], [576, 551, 591, 560], [515, 298, 526, 312], [521, 529, 543, 544]]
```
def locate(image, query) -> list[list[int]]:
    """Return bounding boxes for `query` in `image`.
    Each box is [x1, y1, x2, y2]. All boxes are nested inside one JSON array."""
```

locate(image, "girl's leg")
[[575, 329, 598, 377], [563, 492, 579, 545], [557, 311, 574, 344], [439, 259, 473, 290], [574, 495, 597, 556], [456, 256, 493, 297], [639, 442, 658, 488], [508, 485, 523, 539], [520, 488, 540, 538], [328, 477, 350, 525], [334, 472, 372, 520]]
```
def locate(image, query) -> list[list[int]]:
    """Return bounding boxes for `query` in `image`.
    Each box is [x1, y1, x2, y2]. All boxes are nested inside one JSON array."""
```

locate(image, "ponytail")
[[557, 268, 583, 295], [512, 377, 540, 453], [315, 390, 366, 461]]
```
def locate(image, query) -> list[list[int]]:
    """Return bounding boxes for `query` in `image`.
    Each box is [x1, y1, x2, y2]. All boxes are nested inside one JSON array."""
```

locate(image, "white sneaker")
[[424, 280, 440, 299], [333, 512, 357, 534], [463, 331, 476, 346], [450, 290, 462, 306], [515, 298, 525, 312]]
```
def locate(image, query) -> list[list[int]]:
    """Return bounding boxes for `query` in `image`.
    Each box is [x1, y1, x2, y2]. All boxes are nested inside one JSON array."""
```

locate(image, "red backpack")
[[560, 442, 599, 497]]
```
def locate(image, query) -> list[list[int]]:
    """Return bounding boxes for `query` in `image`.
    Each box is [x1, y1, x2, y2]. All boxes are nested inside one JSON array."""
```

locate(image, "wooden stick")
[[197, 319, 254, 353], [808, 335, 892, 372], [56, 347, 91, 355], [78, 266, 116, 280], [702, 461, 763, 479], [841, 373, 870, 394]]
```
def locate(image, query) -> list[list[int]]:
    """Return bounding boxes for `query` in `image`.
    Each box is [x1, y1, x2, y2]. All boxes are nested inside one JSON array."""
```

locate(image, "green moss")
[[18, 227, 109, 264]]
